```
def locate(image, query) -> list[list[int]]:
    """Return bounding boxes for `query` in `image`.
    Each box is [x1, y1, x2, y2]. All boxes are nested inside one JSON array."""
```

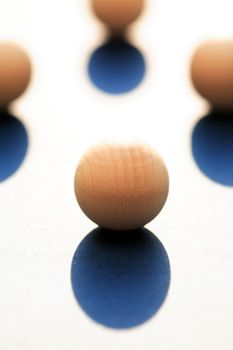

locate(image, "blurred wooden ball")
[[74, 144, 169, 231], [91, 0, 144, 33], [0, 42, 31, 107], [191, 40, 233, 109]]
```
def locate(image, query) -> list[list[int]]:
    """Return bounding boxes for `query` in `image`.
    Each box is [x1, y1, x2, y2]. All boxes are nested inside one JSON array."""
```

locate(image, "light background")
[[0, 0, 233, 349]]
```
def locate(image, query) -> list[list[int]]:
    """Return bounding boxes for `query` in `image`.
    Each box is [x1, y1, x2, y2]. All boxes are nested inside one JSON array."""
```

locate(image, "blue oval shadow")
[[0, 110, 28, 182], [71, 228, 170, 329], [88, 39, 146, 94], [192, 109, 233, 186]]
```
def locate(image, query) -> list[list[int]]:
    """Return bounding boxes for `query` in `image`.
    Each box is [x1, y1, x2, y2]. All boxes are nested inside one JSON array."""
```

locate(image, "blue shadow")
[[192, 109, 233, 186], [71, 228, 170, 329], [88, 38, 146, 94], [0, 110, 28, 182]]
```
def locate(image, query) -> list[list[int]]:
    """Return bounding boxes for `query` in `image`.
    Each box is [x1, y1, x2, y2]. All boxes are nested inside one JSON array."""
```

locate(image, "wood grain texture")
[[0, 42, 31, 107], [75, 144, 169, 231], [91, 0, 144, 33], [191, 40, 233, 109]]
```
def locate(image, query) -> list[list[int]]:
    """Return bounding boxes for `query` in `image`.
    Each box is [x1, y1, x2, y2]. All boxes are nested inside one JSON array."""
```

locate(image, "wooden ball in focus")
[[91, 0, 144, 33], [191, 40, 233, 109], [74, 144, 169, 231], [0, 42, 31, 107]]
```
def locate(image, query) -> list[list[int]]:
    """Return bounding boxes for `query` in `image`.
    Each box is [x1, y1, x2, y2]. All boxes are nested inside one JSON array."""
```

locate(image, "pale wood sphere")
[[74, 144, 169, 231], [191, 40, 233, 109], [0, 42, 31, 107], [91, 0, 144, 33]]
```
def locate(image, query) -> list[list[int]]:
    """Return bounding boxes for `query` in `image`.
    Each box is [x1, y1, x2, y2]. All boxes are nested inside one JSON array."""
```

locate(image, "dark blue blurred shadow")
[[0, 110, 28, 182], [71, 228, 170, 329], [192, 109, 233, 186], [88, 38, 146, 94]]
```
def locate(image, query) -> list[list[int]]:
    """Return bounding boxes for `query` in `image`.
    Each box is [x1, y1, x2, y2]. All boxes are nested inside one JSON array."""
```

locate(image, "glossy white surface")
[[0, 0, 233, 349]]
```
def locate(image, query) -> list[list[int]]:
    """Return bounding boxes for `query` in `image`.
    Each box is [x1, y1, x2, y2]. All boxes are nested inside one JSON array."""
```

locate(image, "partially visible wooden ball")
[[91, 0, 144, 33], [74, 144, 169, 231], [0, 42, 31, 107], [191, 40, 233, 109]]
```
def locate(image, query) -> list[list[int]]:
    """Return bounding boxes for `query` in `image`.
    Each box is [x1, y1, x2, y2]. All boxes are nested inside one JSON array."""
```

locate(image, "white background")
[[0, 0, 233, 349]]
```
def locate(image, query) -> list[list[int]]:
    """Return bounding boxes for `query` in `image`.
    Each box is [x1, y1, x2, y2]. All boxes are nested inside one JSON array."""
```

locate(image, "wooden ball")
[[0, 42, 31, 107], [91, 0, 144, 33], [191, 40, 233, 109], [74, 144, 169, 231]]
